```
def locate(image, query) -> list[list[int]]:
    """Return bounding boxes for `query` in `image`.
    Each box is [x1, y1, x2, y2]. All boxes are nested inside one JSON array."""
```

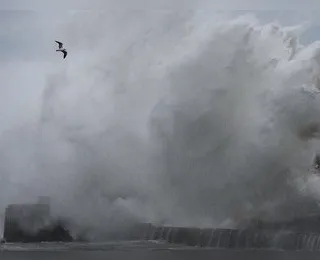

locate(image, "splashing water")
[[1, 12, 320, 235]]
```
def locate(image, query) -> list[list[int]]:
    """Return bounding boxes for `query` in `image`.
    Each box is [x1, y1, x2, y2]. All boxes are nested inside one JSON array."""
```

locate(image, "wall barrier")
[[123, 223, 320, 251]]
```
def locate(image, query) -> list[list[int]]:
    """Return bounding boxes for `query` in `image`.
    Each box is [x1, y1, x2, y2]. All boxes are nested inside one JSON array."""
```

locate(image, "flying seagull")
[[55, 40, 63, 49], [55, 40, 67, 59]]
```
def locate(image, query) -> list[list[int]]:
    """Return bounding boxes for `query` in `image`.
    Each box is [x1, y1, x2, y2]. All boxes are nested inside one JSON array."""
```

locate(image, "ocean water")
[[2, 241, 320, 260]]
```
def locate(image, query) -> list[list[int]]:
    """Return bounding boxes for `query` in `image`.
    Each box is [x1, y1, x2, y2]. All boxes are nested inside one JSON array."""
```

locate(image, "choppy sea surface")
[[1, 241, 320, 260], [0, 240, 184, 251]]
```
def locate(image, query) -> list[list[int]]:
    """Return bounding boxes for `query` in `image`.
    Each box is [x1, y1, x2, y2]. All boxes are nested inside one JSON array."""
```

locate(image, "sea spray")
[[1, 12, 320, 235]]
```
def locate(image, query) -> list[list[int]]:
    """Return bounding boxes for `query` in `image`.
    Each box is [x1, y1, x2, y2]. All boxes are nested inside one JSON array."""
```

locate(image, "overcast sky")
[[1, 0, 320, 10]]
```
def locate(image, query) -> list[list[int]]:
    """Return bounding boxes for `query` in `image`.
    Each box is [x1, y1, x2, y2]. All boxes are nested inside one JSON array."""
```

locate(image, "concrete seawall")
[[4, 214, 320, 250], [3, 199, 320, 250], [118, 224, 320, 251]]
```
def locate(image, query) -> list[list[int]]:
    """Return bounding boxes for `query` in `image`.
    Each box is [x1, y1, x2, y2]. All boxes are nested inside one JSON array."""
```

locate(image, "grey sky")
[[1, 0, 320, 10]]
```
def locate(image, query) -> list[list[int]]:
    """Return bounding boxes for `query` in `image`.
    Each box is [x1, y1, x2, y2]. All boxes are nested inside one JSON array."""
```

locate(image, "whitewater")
[[1, 11, 320, 237]]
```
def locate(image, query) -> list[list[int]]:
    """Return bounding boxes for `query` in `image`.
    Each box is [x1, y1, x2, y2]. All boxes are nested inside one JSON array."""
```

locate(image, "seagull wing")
[[62, 50, 67, 59], [55, 40, 63, 49]]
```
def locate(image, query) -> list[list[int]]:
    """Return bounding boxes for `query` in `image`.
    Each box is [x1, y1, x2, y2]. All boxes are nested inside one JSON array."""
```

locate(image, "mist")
[[1, 9, 320, 236]]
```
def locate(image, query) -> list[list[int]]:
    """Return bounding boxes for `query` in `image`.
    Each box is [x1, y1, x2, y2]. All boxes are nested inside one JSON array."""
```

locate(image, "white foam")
[[1, 11, 320, 234]]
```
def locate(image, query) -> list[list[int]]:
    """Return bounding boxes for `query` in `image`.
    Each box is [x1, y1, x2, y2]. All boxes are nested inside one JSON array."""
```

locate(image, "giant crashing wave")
[[1, 13, 320, 236]]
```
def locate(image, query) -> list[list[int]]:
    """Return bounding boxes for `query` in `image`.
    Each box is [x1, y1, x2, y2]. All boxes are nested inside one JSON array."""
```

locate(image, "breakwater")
[[115, 222, 320, 251]]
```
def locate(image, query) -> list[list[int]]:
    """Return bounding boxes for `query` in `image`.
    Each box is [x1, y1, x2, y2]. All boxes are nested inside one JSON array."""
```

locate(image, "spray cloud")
[[1, 10, 320, 235]]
